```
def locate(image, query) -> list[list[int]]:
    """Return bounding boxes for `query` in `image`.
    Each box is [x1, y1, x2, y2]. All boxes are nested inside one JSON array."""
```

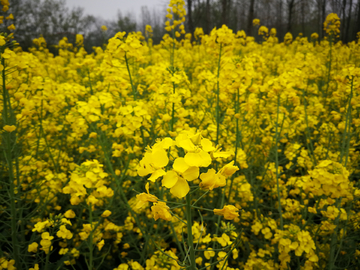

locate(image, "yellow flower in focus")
[[137, 139, 172, 181], [151, 201, 172, 221], [213, 205, 239, 220], [218, 161, 239, 177], [3, 125, 16, 132], [199, 168, 226, 190], [253, 19, 260, 26]]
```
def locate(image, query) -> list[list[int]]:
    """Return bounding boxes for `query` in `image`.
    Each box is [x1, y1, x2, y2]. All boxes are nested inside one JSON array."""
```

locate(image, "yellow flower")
[[97, 239, 105, 251], [28, 242, 38, 253], [213, 205, 239, 220], [101, 210, 112, 217], [251, 221, 263, 235], [5, 13, 13, 20], [56, 225, 73, 239], [0, 36, 5, 46], [32, 220, 51, 233], [253, 18, 260, 26], [151, 202, 172, 221], [7, 24, 15, 30], [101, 25, 107, 31], [75, 34, 83, 46], [162, 157, 199, 198], [40, 232, 54, 254], [218, 161, 239, 177], [135, 183, 158, 209], [29, 264, 39, 270], [3, 125, 16, 132], [199, 169, 225, 190], [64, 209, 76, 218]]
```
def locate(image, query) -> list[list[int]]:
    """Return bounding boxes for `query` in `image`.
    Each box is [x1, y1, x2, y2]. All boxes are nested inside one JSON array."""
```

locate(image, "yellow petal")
[[162, 170, 178, 188], [151, 149, 169, 168], [173, 157, 189, 173], [183, 166, 199, 181], [3, 125, 16, 132], [176, 133, 196, 151], [145, 182, 150, 193], [170, 177, 190, 198], [199, 169, 217, 190], [148, 169, 166, 182], [185, 150, 211, 167], [201, 138, 215, 152], [219, 161, 239, 177]]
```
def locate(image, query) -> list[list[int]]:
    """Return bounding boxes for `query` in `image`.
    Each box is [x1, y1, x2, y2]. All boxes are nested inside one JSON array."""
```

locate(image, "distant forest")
[[6, 0, 360, 52]]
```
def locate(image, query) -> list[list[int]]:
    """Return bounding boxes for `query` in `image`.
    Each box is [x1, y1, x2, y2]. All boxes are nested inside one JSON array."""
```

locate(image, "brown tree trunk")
[[341, 0, 347, 41], [221, 0, 228, 26], [345, 0, 353, 42], [287, 0, 295, 33], [357, 2, 360, 37], [321, 0, 326, 39], [278, 0, 283, 41], [205, 0, 210, 34], [247, 0, 255, 36], [301, 0, 306, 35], [187, 0, 194, 35]]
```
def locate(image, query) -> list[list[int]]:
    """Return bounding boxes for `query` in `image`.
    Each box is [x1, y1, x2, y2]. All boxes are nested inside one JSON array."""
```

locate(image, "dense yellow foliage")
[[1, 0, 360, 269]]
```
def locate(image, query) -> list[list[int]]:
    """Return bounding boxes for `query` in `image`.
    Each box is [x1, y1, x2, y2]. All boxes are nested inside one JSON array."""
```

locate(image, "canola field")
[[1, 0, 360, 269]]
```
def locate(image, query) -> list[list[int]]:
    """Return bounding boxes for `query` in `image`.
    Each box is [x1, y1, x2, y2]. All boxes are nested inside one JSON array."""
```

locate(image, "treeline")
[[5, 0, 360, 53], [186, 0, 360, 43]]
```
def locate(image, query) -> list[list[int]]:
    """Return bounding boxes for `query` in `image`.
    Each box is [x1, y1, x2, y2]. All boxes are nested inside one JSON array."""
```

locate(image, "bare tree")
[[187, 0, 195, 34], [247, 0, 256, 35]]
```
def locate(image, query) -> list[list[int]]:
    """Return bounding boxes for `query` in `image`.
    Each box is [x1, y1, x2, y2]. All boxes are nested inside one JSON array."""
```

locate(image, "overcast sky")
[[66, 0, 168, 21]]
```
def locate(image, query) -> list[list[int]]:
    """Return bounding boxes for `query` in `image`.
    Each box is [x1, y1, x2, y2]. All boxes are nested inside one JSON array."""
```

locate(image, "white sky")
[[66, 0, 168, 21]]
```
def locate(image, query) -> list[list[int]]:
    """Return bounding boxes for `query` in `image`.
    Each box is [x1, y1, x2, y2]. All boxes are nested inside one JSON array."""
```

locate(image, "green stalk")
[[301, 88, 317, 165], [328, 198, 342, 270], [124, 53, 136, 100], [340, 76, 354, 166], [88, 203, 94, 270], [2, 57, 21, 270], [185, 193, 196, 270]]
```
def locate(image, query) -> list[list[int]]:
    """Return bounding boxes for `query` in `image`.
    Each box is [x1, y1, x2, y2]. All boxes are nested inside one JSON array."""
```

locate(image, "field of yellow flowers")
[[1, 0, 360, 269]]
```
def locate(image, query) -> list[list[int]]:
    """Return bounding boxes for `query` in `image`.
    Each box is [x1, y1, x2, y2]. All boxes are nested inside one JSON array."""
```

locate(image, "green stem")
[[124, 53, 136, 100], [328, 198, 342, 270], [185, 193, 196, 270], [340, 77, 354, 166], [2, 57, 21, 270], [88, 204, 94, 270]]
